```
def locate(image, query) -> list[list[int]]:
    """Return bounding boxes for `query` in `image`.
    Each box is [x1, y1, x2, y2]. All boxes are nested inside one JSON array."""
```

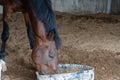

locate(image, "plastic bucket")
[[36, 64, 94, 80]]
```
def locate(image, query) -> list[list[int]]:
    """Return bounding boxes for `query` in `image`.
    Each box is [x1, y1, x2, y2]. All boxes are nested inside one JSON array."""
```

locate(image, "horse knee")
[[1, 30, 9, 42]]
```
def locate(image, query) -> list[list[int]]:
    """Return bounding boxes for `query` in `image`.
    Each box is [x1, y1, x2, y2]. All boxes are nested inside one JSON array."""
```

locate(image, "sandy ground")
[[0, 12, 120, 80]]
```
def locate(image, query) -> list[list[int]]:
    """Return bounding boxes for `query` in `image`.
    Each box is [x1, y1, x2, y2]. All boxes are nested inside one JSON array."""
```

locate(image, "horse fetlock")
[[0, 60, 7, 72]]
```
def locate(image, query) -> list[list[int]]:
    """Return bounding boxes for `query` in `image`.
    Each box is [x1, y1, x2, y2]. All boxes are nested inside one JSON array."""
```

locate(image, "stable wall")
[[1, 0, 120, 15], [51, 0, 112, 15]]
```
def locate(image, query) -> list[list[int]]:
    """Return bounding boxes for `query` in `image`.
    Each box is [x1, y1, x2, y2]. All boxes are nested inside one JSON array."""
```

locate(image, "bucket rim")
[[36, 64, 94, 77]]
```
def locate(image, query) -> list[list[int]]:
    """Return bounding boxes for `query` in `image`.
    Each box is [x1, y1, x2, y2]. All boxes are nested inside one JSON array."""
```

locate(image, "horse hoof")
[[0, 60, 7, 72]]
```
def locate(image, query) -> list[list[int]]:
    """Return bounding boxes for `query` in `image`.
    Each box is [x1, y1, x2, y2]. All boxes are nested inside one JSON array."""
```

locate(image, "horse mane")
[[19, 0, 61, 49], [30, 0, 56, 32], [30, 0, 61, 49]]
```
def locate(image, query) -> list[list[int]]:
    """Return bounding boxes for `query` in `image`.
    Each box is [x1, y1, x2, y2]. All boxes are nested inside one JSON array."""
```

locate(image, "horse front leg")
[[0, 16, 8, 72], [0, 14, 9, 61], [0, 6, 11, 79]]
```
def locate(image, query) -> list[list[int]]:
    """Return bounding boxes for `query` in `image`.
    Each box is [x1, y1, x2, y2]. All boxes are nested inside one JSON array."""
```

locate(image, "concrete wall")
[[0, 0, 113, 15], [51, 0, 112, 15], [111, 0, 120, 14]]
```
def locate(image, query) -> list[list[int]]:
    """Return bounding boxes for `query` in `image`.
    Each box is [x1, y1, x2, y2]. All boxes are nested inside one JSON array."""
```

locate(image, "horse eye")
[[49, 53, 54, 59]]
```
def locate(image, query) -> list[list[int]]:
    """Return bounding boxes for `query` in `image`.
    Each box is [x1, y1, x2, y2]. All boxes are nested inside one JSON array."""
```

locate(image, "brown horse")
[[0, 0, 61, 76]]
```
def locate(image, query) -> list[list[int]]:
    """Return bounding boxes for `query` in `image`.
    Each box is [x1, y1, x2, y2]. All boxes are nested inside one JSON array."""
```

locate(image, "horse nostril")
[[40, 70, 46, 75]]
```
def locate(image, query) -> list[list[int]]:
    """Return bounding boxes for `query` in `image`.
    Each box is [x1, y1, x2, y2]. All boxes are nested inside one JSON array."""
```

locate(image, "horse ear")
[[47, 29, 55, 41]]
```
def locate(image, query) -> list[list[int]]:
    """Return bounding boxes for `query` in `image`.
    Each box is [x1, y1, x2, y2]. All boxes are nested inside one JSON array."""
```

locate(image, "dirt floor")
[[0, 12, 120, 80]]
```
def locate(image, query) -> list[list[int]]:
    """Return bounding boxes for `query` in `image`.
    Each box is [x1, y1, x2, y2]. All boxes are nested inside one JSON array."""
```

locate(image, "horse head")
[[31, 21, 58, 75]]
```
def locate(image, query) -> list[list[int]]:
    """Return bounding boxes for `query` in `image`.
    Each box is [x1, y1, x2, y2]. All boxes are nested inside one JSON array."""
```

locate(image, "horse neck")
[[34, 20, 47, 40]]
